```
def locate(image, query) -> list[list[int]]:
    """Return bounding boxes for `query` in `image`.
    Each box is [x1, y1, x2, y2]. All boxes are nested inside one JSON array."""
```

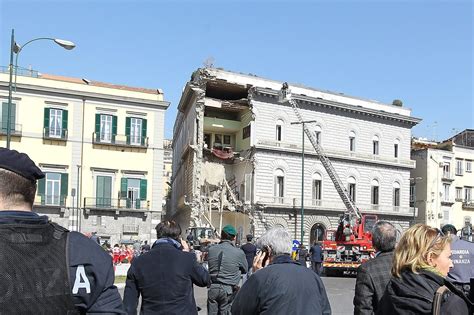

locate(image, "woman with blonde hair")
[[377, 224, 471, 314]]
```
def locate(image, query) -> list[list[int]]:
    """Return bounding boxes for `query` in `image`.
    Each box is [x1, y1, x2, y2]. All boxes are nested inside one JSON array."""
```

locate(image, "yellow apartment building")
[[0, 68, 169, 245]]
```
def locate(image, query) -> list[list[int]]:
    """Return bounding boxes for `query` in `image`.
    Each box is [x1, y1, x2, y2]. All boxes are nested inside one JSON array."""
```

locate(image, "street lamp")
[[5, 29, 76, 149], [291, 119, 317, 245]]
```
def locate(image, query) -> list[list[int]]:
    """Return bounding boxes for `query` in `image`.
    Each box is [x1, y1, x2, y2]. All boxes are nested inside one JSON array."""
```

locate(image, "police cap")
[[0, 148, 45, 182]]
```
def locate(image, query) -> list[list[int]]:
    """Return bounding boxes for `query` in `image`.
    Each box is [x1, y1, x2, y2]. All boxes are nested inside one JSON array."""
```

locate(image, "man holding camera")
[[231, 227, 331, 315], [207, 224, 248, 315]]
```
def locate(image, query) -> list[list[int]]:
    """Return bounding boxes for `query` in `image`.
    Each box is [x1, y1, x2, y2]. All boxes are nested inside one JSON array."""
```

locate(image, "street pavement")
[[118, 274, 356, 314]]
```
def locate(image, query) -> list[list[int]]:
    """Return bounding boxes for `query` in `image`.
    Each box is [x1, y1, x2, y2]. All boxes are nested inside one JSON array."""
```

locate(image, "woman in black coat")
[[377, 224, 472, 315]]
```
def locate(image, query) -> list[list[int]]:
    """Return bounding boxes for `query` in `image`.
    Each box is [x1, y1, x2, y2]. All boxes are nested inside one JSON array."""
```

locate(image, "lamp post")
[[291, 120, 317, 245], [6, 29, 75, 148]]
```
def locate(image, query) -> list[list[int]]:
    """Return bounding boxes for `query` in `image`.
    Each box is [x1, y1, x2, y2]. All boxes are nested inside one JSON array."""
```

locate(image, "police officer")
[[207, 224, 248, 314], [442, 224, 474, 299], [0, 148, 125, 314]]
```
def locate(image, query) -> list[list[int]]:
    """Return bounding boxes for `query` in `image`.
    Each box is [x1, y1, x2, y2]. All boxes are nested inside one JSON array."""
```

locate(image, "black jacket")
[[0, 211, 125, 314], [376, 269, 471, 315], [231, 254, 331, 315], [354, 251, 394, 315], [241, 242, 257, 269], [123, 240, 210, 315]]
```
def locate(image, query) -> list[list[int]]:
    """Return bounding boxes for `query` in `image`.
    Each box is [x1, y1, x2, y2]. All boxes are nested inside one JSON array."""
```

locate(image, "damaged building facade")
[[170, 68, 421, 245]]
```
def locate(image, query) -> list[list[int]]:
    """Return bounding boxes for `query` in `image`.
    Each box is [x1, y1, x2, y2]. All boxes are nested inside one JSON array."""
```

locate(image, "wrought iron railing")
[[83, 197, 149, 210], [43, 127, 68, 140], [92, 132, 149, 147], [0, 123, 22, 136]]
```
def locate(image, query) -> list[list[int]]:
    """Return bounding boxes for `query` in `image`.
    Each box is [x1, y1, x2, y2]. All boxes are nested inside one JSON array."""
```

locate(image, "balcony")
[[92, 132, 149, 148], [441, 199, 455, 206], [256, 139, 415, 168], [83, 197, 150, 215], [0, 123, 22, 137], [123, 224, 140, 234], [255, 196, 415, 216], [43, 127, 68, 141], [441, 172, 454, 181], [463, 201, 474, 210], [34, 195, 67, 208]]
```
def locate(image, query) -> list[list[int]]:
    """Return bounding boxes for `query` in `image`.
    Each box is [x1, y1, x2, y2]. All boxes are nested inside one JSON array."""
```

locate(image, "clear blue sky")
[[1, 0, 472, 141]]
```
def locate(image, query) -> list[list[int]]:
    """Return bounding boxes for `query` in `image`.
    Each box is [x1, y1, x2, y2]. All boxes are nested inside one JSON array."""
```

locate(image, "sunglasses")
[[428, 228, 445, 250]]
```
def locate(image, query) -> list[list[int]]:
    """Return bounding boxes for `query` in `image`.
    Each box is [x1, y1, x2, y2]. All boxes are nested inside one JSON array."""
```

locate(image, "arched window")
[[348, 176, 356, 202], [274, 169, 285, 203], [393, 182, 401, 207], [349, 131, 356, 152], [373, 135, 380, 155], [371, 179, 379, 205], [394, 139, 400, 158], [276, 119, 284, 141], [312, 173, 322, 205]]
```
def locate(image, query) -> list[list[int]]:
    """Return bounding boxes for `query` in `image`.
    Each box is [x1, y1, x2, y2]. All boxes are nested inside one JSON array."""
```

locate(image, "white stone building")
[[411, 130, 474, 229], [170, 68, 421, 246]]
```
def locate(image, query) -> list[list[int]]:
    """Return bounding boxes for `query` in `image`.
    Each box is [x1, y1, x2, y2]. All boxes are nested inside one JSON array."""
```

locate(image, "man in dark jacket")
[[309, 241, 323, 275], [0, 148, 124, 314], [231, 227, 331, 315], [240, 234, 257, 283], [353, 220, 397, 315], [123, 220, 210, 314], [207, 224, 248, 314]]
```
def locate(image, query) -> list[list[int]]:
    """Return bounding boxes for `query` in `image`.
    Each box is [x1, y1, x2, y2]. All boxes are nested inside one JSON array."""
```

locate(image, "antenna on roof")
[[203, 56, 215, 68]]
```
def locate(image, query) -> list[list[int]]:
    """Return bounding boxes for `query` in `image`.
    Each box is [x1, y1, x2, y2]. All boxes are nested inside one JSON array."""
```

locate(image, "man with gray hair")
[[353, 220, 397, 315], [231, 227, 331, 314]]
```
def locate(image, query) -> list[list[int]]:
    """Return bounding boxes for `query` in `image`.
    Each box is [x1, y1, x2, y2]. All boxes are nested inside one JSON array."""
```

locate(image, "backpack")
[[432, 285, 449, 315]]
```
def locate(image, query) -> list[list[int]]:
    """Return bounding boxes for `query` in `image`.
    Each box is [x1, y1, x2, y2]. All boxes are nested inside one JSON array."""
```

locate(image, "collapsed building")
[[169, 68, 421, 244]]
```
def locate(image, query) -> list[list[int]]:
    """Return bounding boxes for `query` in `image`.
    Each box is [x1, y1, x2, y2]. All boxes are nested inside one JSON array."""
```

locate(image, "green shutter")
[[44, 108, 50, 135], [1, 103, 7, 131], [95, 114, 100, 142], [37, 177, 46, 205], [62, 109, 68, 139], [125, 117, 131, 145], [120, 178, 128, 198], [112, 116, 117, 143], [141, 119, 147, 146], [60, 173, 69, 206], [10, 103, 16, 131], [140, 179, 147, 200]]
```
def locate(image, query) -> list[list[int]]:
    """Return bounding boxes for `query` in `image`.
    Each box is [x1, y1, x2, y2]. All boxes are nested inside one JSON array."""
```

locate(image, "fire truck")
[[278, 83, 377, 275]]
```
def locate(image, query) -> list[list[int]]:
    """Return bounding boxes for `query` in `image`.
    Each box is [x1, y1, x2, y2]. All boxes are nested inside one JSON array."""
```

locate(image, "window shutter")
[[1, 102, 7, 131], [140, 179, 147, 200], [44, 108, 50, 135], [95, 114, 100, 141], [10, 103, 16, 131], [112, 116, 117, 143], [37, 177, 46, 205], [141, 119, 147, 146], [125, 117, 131, 145], [62, 109, 68, 139], [120, 178, 128, 198], [60, 173, 69, 206]]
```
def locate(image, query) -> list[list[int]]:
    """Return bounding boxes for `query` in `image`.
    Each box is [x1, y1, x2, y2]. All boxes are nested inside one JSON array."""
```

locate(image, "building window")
[[242, 125, 251, 139], [443, 184, 450, 201], [204, 133, 211, 149], [456, 187, 463, 201], [394, 140, 399, 158], [100, 115, 112, 143], [274, 169, 285, 202], [312, 173, 322, 205], [1, 101, 16, 133], [410, 183, 415, 207], [43, 108, 68, 139], [130, 118, 142, 145], [96, 175, 112, 207], [373, 135, 380, 155], [37, 172, 68, 206], [371, 179, 379, 205], [121, 177, 147, 209], [313, 125, 322, 145], [466, 187, 473, 202], [276, 119, 284, 141], [349, 131, 356, 152], [348, 177, 356, 202], [456, 159, 463, 175], [393, 182, 401, 207], [466, 161, 472, 173], [443, 163, 451, 178]]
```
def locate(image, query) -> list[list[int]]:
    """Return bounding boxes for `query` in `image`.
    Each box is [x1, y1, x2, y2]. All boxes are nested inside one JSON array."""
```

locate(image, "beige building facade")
[[0, 70, 169, 245]]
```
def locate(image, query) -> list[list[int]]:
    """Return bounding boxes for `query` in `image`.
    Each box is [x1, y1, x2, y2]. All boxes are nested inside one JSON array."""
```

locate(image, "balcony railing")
[[34, 194, 67, 207], [256, 196, 415, 216], [463, 201, 474, 209], [43, 127, 68, 141], [83, 197, 149, 211], [0, 65, 39, 78], [256, 139, 415, 167], [0, 123, 22, 136], [441, 172, 454, 181], [441, 199, 455, 206], [123, 224, 140, 234], [92, 132, 149, 148]]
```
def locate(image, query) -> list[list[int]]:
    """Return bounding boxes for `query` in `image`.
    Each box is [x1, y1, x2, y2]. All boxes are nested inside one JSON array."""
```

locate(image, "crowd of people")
[[2, 147, 474, 315]]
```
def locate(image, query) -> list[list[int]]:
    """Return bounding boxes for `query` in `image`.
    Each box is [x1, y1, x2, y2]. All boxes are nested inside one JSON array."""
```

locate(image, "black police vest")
[[0, 222, 78, 314]]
